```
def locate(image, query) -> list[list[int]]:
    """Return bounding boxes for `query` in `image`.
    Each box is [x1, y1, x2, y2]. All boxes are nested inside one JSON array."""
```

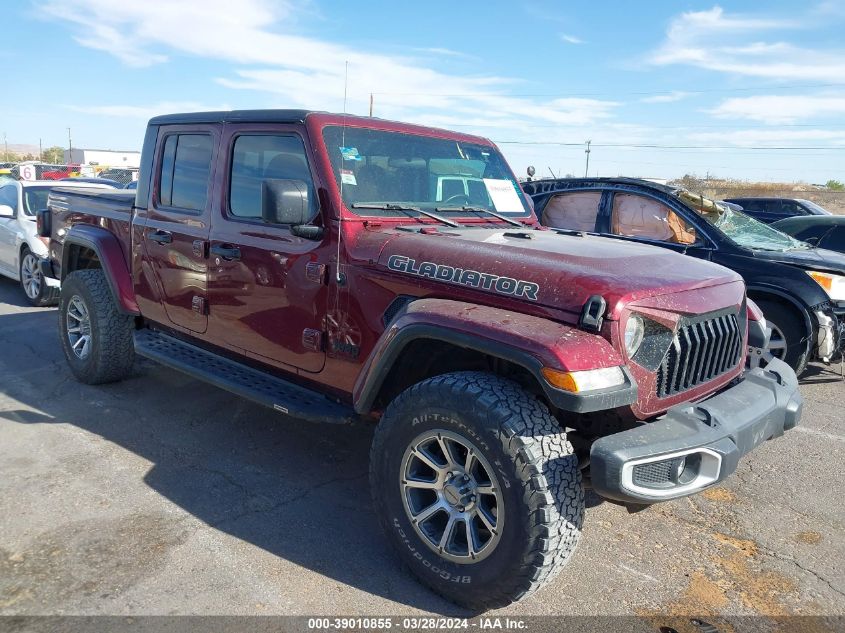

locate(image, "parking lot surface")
[[1, 276, 843, 626]]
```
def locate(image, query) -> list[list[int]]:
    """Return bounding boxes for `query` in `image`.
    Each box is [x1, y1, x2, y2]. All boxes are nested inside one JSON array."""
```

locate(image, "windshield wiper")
[[352, 203, 459, 228], [435, 205, 522, 227]]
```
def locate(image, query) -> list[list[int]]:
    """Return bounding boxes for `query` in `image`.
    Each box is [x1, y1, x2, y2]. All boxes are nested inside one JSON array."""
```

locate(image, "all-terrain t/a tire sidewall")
[[58, 270, 135, 385], [370, 372, 584, 611], [755, 298, 810, 376]]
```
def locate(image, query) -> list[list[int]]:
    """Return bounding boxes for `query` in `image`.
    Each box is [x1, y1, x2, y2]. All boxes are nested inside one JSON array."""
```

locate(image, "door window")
[[158, 134, 213, 211], [542, 191, 601, 232], [611, 193, 697, 244], [0, 185, 17, 210], [229, 135, 316, 221]]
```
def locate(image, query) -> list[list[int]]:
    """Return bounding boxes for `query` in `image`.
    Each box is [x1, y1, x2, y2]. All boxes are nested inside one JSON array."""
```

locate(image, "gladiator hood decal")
[[387, 254, 540, 301]]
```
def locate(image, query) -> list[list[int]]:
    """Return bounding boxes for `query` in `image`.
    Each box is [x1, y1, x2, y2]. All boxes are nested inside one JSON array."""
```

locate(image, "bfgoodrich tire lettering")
[[58, 269, 135, 384], [370, 371, 584, 610]]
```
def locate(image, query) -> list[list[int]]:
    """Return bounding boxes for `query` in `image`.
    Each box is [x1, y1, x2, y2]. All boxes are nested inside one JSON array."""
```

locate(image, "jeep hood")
[[376, 228, 741, 320]]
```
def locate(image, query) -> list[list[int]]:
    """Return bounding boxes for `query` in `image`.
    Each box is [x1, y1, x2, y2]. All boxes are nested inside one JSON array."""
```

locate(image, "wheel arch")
[[61, 225, 140, 315], [353, 298, 635, 416], [745, 284, 814, 339]]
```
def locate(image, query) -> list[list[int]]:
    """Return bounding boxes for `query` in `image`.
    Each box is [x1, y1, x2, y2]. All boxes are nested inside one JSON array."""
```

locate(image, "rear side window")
[[611, 193, 697, 245], [542, 191, 601, 232], [158, 134, 212, 211], [229, 134, 316, 220]]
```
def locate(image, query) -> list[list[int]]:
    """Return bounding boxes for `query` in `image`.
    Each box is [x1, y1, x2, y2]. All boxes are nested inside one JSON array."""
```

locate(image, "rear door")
[[206, 125, 328, 373], [140, 126, 217, 333]]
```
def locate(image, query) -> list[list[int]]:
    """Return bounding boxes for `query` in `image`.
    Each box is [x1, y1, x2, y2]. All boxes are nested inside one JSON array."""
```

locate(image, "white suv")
[[0, 179, 112, 305]]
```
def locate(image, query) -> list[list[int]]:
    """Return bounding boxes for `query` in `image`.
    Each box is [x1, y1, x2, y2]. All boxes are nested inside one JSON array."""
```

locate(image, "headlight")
[[541, 366, 626, 392], [807, 271, 845, 302], [624, 314, 645, 357]]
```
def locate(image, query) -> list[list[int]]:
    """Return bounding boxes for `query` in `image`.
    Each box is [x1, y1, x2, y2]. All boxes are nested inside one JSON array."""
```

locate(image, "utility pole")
[[584, 140, 591, 177], [39, 138, 43, 162], [67, 127, 73, 165], [369, 93, 374, 117], [3, 132, 7, 162]]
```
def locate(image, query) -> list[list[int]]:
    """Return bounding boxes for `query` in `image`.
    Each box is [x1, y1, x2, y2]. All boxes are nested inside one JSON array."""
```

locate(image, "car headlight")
[[807, 271, 845, 302], [624, 314, 645, 357], [541, 366, 626, 392]]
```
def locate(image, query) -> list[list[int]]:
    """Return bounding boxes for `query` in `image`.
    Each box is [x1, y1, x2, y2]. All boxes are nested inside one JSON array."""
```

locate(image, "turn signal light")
[[541, 366, 626, 393]]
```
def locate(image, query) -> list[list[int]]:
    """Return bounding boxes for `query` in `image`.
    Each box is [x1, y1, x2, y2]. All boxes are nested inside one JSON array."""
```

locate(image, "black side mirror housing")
[[36, 208, 51, 237], [262, 178, 310, 225]]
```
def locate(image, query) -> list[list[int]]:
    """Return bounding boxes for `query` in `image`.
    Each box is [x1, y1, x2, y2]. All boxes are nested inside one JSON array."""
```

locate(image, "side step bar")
[[134, 329, 355, 425]]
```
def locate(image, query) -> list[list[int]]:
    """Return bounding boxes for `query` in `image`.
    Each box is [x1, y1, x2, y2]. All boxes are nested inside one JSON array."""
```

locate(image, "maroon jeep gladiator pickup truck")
[[41, 110, 802, 609]]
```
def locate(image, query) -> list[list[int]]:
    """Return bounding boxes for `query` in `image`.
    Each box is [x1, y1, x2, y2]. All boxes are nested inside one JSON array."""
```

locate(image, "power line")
[[371, 82, 845, 98], [495, 141, 845, 150]]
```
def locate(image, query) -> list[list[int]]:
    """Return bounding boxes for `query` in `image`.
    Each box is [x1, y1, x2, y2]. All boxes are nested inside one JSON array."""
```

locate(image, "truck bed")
[[47, 188, 136, 279]]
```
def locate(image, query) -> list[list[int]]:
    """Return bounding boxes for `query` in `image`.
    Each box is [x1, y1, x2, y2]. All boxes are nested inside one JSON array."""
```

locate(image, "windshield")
[[322, 126, 530, 219], [676, 190, 809, 252], [23, 188, 50, 217]]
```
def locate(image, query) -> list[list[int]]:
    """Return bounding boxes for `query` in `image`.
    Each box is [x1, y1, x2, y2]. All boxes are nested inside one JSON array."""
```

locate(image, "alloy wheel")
[[747, 321, 787, 369], [66, 296, 92, 360], [21, 252, 42, 300], [400, 430, 504, 563]]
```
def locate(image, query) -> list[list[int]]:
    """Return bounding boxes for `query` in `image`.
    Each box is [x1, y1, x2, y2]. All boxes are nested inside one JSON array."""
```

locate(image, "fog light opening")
[[674, 452, 701, 485]]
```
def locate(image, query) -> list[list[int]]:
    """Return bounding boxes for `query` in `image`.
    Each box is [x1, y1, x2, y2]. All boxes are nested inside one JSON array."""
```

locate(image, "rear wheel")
[[19, 247, 58, 307], [58, 269, 135, 384], [370, 371, 583, 610], [749, 298, 810, 376]]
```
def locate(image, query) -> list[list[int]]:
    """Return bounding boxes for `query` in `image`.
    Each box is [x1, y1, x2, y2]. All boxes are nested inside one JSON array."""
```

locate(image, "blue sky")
[[2, 0, 844, 182]]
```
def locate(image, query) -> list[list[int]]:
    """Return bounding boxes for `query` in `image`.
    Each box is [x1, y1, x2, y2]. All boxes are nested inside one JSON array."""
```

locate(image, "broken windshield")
[[321, 126, 531, 220], [677, 190, 809, 252]]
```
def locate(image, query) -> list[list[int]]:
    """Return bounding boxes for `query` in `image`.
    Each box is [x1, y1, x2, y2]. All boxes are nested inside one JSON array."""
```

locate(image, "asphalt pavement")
[[1, 276, 843, 629]]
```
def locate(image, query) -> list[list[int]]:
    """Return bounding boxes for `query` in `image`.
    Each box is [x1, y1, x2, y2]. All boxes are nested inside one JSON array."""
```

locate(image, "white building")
[[63, 148, 141, 168]]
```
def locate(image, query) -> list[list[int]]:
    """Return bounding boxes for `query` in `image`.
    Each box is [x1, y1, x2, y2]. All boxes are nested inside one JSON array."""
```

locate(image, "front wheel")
[[19, 247, 58, 307], [748, 299, 810, 376], [370, 372, 584, 610], [58, 269, 135, 384]]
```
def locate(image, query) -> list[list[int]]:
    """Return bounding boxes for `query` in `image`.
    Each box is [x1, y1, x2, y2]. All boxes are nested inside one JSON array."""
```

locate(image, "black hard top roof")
[[148, 109, 318, 125]]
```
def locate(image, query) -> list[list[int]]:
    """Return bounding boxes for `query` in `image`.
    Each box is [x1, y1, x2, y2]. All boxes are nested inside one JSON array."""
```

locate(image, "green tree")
[[826, 179, 844, 191], [41, 146, 65, 163]]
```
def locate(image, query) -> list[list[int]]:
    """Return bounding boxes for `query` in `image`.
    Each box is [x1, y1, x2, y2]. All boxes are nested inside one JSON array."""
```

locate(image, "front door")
[[206, 127, 328, 373], [0, 183, 20, 274], [138, 127, 217, 334]]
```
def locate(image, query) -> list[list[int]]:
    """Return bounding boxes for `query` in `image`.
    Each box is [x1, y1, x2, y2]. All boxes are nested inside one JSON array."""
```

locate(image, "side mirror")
[[36, 208, 52, 237], [261, 179, 310, 225], [0, 204, 13, 218]]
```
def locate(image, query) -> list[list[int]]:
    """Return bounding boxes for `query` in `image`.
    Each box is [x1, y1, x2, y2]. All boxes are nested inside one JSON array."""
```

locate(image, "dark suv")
[[724, 197, 831, 224], [524, 178, 845, 375]]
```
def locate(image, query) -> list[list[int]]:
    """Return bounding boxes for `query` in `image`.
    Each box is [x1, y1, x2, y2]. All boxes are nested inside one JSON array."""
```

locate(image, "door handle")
[[147, 230, 172, 244], [210, 243, 241, 261]]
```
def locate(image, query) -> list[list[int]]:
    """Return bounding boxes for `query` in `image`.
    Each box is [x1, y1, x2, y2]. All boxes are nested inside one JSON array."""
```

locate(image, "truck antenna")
[[336, 61, 349, 284]]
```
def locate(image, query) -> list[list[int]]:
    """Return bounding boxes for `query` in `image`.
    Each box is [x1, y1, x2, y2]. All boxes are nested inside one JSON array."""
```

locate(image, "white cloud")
[[641, 91, 690, 103], [560, 34, 584, 44], [688, 127, 845, 147], [709, 95, 845, 123], [648, 6, 845, 80], [41, 0, 617, 129]]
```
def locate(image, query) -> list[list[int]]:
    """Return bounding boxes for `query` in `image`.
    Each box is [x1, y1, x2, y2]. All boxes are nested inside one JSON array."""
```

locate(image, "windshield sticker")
[[340, 169, 357, 186], [483, 178, 524, 213], [386, 254, 539, 301], [340, 146, 362, 161]]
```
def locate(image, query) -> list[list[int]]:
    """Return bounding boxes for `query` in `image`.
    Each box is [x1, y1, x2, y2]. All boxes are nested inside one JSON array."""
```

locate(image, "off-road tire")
[[58, 269, 135, 384], [370, 371, 584, 611], [755, 298, 810, 376], [19, 247, 59, 307]]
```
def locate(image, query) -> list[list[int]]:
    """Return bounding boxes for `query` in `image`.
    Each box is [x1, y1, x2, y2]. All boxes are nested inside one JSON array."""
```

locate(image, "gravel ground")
[[0, 276, 843, 630]]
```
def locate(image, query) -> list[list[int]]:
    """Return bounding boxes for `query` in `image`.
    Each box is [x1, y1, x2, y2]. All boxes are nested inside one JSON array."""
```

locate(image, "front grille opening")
[[656, 311, 742, 398]]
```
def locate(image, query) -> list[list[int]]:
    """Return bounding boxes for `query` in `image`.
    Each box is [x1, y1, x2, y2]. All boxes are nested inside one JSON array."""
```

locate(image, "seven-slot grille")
[[656, 311, 743, 398]]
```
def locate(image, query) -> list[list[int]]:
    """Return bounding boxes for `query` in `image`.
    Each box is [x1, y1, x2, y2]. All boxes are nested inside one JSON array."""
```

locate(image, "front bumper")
[[589, 358, 802, 504]]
